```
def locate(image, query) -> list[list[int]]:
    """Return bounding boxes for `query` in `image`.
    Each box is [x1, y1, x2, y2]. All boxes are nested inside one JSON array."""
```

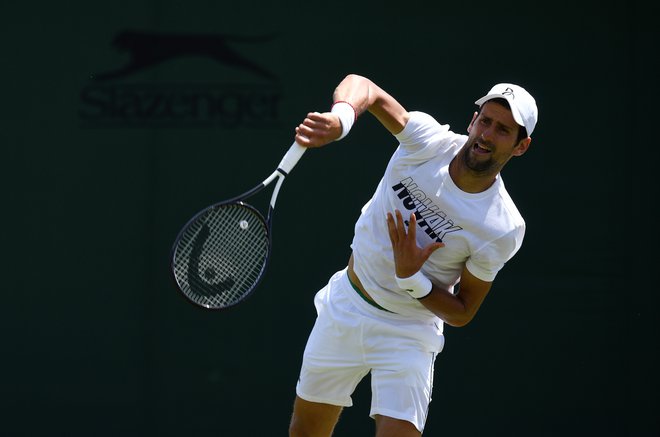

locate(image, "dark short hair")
[[477, 98, 529, 142]]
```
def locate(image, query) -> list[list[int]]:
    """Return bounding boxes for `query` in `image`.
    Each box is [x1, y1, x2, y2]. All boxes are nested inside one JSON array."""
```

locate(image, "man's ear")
[[467, 111, 478, 133], [513, 137, 532, 157]]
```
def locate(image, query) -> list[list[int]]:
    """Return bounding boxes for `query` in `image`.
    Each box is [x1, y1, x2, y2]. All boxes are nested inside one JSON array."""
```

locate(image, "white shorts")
[[296, 268, 445, 432]]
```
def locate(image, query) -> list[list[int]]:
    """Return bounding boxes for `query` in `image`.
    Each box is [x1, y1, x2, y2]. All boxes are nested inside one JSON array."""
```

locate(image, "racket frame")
[[170, 142, 305, 310]]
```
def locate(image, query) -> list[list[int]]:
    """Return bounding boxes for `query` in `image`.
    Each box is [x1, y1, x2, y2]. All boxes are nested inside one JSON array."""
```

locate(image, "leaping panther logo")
[[93, 30, 278, 81]]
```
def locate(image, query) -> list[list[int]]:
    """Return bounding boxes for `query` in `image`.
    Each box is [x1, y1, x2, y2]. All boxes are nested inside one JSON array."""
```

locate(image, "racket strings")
[[173, 204, 269, 308], [204, 207, 266, 303]]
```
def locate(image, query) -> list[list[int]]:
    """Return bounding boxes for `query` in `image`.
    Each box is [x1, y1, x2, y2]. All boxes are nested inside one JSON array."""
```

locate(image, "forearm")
[[418, 268, 493, 327], [417, 286, 473, 327], [333, 74, 408, 135], [332, 74, 376, 116]]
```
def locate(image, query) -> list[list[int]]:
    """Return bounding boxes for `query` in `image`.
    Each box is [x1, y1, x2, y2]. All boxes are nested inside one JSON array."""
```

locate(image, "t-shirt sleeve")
[[465, 225, 525, 282], [394, 111, 459, 158]]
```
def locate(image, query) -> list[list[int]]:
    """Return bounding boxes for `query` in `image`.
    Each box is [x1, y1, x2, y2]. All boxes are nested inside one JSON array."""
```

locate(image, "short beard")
[[462, 140, 496, 173]]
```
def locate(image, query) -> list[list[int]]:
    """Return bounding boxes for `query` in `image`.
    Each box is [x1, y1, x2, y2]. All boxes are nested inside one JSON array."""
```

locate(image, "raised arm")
[[387, 209, 493, 327], [295, 74, 409, 147]]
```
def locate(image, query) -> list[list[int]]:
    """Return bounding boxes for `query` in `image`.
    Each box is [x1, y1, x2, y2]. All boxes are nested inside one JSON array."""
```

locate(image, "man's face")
[[463, 101, 529, 173]]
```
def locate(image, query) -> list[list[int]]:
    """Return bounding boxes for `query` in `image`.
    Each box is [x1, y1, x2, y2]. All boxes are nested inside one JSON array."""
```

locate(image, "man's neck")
[[448, 154, 498, 194]]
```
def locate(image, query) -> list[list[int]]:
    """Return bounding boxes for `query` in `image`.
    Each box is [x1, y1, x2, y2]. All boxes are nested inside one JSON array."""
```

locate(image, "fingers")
[[294, 126, 312, 146], [387, 210, 411, 246], [395, 209, 407, 241], [300, 112, 328, 131], [295, 112, 338, 147], [386, 210, 445, 252], [386, 209, 445, 279], [422, 241, 445, 259], [407, 211, 417, 240], [386, 212, 397, 245], [386, 210, 410, 241], [408, 212, 445, 259], [295, 114, 318, 146]]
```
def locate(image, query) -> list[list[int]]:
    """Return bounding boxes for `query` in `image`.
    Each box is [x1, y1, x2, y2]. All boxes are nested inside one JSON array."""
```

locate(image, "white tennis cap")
[[475, 83, 538, 136]]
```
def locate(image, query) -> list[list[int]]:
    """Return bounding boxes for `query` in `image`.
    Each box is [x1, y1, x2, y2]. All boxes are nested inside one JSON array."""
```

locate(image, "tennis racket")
[[170, 141, 306, 310]]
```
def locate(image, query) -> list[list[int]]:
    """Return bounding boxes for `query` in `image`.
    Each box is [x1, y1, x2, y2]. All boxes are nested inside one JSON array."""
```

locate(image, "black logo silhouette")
[[94, 30, 277, 81], [187, 223, 235, 297]]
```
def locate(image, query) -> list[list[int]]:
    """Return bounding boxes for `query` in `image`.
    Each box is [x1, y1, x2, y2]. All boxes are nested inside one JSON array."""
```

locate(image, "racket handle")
[[277, 142, 307, 174]]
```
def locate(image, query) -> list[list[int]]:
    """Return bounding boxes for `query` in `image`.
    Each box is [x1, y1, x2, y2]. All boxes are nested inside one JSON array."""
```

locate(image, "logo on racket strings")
[[187, 223, 236, 296]]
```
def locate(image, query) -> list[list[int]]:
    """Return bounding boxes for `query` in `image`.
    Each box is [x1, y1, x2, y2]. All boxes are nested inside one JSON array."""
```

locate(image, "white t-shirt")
[[350, 111, 525, 323]]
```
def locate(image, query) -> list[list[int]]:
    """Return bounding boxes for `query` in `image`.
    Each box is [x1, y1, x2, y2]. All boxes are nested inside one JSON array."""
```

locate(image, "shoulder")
[[395, 111, 446, 140], [494, 180, 526, 231], [394, 111, 465, 155]]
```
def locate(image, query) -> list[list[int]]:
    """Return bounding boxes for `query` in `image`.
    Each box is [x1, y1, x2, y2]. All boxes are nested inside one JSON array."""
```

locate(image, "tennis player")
[[289, 74, 538, 437]]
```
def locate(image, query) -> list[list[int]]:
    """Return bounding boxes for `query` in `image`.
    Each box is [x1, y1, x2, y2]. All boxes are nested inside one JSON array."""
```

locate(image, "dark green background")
[[2, 1, 657, 436]]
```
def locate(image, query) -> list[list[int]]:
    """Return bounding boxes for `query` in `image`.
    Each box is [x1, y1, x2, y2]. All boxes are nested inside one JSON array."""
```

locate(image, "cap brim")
[[475, 94, 525, 129]]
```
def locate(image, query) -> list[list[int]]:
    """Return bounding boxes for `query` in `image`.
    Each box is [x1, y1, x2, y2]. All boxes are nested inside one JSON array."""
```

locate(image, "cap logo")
[[502, 87, 515, 99]]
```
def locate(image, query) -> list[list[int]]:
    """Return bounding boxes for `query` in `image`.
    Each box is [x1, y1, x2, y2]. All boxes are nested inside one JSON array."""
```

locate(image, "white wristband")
[[396, 271, 433, 299], [331, 101, 357, 141]]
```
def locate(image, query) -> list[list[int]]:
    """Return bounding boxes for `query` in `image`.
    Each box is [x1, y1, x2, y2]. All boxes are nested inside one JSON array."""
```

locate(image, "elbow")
[[343, 73, 373, 92], [443, 312, 476, 328], [420, 290, 483, 327], [445, 318, 469, 328], [345, 73, 367, 81]]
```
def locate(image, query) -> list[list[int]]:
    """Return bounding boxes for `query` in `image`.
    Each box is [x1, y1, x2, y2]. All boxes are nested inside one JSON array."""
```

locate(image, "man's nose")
[[480, 126, 494, 143]]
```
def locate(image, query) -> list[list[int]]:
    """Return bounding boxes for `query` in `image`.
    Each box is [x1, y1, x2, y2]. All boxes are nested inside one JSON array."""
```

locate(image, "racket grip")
[[277, 142, 307, 174]]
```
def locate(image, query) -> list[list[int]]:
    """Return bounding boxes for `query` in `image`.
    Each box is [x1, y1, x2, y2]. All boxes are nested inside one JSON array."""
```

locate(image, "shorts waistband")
[[346, 273, 396, 313]]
